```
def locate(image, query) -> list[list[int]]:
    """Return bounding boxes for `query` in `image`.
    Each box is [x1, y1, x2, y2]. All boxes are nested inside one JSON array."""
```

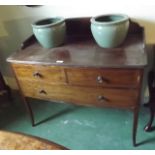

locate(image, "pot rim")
[[32, 17, 65, 28], [90, 14, 129, 25]]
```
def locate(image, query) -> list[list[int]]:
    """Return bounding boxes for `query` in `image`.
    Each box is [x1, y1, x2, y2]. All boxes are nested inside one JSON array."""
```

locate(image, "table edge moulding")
[[6, 17, 147, 147]]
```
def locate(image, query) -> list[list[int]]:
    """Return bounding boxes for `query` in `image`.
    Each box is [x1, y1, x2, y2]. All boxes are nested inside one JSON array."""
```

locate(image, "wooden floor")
[[0, 130, 68, 150]]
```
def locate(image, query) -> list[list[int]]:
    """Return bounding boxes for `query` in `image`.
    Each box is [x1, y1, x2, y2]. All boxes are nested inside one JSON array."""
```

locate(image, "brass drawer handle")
[[39, 90, 47, 95], [97, 95, 109, 102], [33, 72, 42, 78], [96, 76, 109, 84]]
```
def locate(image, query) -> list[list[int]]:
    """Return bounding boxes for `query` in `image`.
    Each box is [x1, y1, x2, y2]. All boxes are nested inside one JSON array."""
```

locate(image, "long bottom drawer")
[[19, 80, 139, 108]]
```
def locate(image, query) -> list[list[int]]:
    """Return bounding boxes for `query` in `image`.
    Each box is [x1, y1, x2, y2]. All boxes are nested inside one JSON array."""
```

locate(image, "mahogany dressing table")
[[7, 18, 147, 146]]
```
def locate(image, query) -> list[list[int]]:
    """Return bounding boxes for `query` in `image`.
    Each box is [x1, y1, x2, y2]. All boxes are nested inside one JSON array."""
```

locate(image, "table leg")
[[22, 96, 35, 126], [133, 107, 139, 147], [144, 70, 155, 132], [6, 85, 12, 101], [144, 108, 155, 132]]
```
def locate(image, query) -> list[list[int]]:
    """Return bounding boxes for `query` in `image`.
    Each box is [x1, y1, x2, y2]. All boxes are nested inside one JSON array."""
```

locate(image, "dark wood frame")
[[0, 71, 12, 101], [144, 45, 155, 132]]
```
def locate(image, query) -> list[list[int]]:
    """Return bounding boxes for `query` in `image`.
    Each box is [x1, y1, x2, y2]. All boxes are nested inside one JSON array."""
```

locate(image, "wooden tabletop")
[[7, 18, 147, 69], [0, 130, 68, 150]]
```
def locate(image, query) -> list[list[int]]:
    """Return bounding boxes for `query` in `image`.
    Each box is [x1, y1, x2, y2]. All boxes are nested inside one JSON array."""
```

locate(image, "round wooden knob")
[[97, 95, 105, 101], [33, 72, 42, 78], [39, 90, 47, 95], [97, 76, 103, 83], [97, 95, 109, 103]]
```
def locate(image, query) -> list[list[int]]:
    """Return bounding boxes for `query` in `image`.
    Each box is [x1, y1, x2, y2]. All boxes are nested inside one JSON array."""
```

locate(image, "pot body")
[[90, 14, 129, 48], [32, 18, 66, 48]]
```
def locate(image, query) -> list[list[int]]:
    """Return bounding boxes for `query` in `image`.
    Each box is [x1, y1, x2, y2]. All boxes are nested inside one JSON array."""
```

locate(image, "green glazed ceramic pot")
[[90, 14, 129, 48], [32, 17, 66, 48]]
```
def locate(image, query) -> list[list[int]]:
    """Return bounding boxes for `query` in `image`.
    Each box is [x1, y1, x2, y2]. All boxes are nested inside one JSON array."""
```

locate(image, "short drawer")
[[12, 63, 65, 84], [19, 80, 139, 108], [66, 68, 142, 88]]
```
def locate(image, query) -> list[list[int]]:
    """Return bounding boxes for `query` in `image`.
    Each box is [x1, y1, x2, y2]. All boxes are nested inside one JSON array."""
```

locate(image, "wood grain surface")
[[7, 34, 146, 68], [0, 130, 68, 150], [18, 79, 139, 108]]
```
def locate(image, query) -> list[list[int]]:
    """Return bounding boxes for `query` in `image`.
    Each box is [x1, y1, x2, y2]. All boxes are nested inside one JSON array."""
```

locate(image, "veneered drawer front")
[[66, 68, 142, 88], [12, 64, 65, 84], [19, 80, 138, 108]]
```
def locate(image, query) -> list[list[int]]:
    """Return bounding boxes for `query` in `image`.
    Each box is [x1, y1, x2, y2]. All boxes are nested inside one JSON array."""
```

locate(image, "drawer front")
[[19, 80, 138, 108], [12, 64, 65, 84], [66, 68, 142, 88]]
